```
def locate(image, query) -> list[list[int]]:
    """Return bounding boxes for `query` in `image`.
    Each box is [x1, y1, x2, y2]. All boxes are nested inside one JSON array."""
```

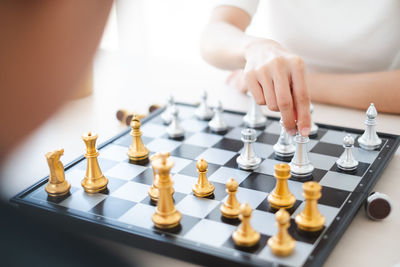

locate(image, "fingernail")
[[287, 129, 296, 136], [300, 127, 310, 136]]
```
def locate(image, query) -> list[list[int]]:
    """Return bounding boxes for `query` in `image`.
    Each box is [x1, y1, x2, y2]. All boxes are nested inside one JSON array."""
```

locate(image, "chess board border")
[[10, 103, 400, 267]]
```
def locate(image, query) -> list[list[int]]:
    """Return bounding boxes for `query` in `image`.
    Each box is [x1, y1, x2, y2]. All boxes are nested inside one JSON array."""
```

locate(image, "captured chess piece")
[[273, 119, 295, 158], [336, 134, 358, 171], [232, 203, 260, 247], [289, 133, 314, 178], [208, 100, 228, 132], [81, 132, 108, 193], [220, 178, 241, 219], [236, 128, 261, 170], [195, 90, 213, 120], [166, 105, 185, 139], [365, 192, 392, 220], [161, 95, 175, 124], [243, 92, 267, 128], [45, 149, 71, 197], [358, 103, 382, 150], [192, 159, 215, 197], [295, 181, 325, 232], [268, 164, 296, 209], [267, 208, 296, 256], [152, 152, 182, 229], [116, 109, 145, 126], [309, 103, 318, 136], [148, 153, 174, 203], [127, 114, 149, 162]]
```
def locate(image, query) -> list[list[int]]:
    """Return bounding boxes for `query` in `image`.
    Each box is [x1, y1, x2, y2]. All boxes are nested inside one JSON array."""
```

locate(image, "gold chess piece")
[[267, 208, 296, 256], [127, 114, 149, 162], [232, 203, 260, 247], [45, 149, 71, 197], [220, 178, 241, 219], [148, 153, 174, 202], [81, 132, 108, 193], [268, 164, 296, 209], [152, 152, 181, 229], [295, 181, 325, 232], [192, 159, 214, 197]]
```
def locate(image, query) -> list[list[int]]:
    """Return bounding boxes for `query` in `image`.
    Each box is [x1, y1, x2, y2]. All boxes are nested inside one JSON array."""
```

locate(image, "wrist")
[[243, 38, 282, 60]]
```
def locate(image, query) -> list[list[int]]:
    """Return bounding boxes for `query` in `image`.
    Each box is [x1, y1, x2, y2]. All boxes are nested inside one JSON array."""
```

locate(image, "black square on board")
[[310, 142, 344, 158], [99, 177, 127, 195], [132, 168, 154, 185], [309, 128, 328, 140], [223, 154, 241, 169], [289, 168, 327, 183], [140, 191, 186, 206], [330, 162, 370, 177], [212, 138, 243, 152], [170, 144, 207, 160], [32, 186, 79, 204], [256, 132, 280, 145], [319, 186, 350, 208], [222, 234, 270, 255], [205, 204, 241, 226], [202, 126, 233, 136], [288, 218, 324, 244], [256, 198, 302, 216], [179, 161, 220, 177], [153, 214, 201, 237], [90, 196, 136, 219], [239, 172, 276, 193]]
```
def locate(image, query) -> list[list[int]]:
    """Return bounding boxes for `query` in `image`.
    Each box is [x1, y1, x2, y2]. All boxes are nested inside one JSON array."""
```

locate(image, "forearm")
[[308, 70, 400, 114], [200, 21, 258, 70]]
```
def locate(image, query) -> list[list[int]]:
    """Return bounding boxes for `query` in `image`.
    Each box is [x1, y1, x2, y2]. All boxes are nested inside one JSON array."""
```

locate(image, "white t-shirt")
[[217, 0, 400, 73]]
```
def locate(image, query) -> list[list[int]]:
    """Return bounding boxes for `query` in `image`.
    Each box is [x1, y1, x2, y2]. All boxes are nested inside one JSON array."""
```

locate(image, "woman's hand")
[[243, 39, 311, 136]]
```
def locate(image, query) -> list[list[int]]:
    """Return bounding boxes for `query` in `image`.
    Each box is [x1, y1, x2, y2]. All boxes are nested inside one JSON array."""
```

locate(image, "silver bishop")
[[209, 100, 228, 132], [273, 119, 295, 158], [195, 91, 213, 120], [358, 103, 382, 150], [166, 105, 184, 138], [243, 92, 267, 128]]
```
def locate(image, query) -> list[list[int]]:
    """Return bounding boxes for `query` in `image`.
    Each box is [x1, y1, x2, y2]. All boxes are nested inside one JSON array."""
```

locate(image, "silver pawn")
[[236, 128, 261, 170], [358, 103, 382, 150], [166, 105, 184, 138], [243, 92, 267, 128], [336, 135, 358, 171], [289, 133, 314, 178], [161, 95, 175, 124], [310, 103, 318, 136], [195, 91, 213, 120], [273, 119, 295, 158], [209, 101, 228, 132]]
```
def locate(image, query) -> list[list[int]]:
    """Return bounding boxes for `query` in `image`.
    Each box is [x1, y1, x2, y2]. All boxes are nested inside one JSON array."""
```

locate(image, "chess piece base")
[[149, 187, 175, 202], [267, 194, 296, 210], [236, 155, 261, 170], [295, 214, 325, 232], [232, 230, 260, 247], [45, 181, 71, 197], [267, 236, 295, 256], [243, 115, 266, 128], [289, 162, 314, 178], [152, 211, 182, 229], [81, 175, 108, 193], [192, 183, 214, 198], [220, 204, 240, 219], [127, 151, 149, 162], [273, 143, 295, 158]]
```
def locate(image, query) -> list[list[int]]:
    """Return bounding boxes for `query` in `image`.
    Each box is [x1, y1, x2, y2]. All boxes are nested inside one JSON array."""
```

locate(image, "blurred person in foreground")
[[201, 1, 400, 137], [0, 1, 131, 266]]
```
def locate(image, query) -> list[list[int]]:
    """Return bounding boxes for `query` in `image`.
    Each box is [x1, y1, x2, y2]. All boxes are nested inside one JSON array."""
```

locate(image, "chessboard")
[[11, 103, 400, 267]]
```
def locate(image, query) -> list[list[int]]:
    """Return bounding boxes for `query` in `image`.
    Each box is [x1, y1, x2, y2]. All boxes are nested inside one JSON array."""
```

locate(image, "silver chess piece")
[[243, 92, 267, 128], [358, 103, 382, 150], [273, 119, 295, 158], [289, 133, 314, 178], [236, 128, 261, 170], [209, 100, 228, 132], [166, 105, 184, 138], [161, 95, 175, 124], [195, 90, 214, 120], [310, 103, 318, 136], [336, 134, 358, 171]]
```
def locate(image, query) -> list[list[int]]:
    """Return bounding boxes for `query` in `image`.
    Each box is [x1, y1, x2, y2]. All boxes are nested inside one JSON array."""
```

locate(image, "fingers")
[[290, 57, 311, 136], [272, 70, 297, 134], [256, 70, 278, 111], [244, 71, 265, 105]]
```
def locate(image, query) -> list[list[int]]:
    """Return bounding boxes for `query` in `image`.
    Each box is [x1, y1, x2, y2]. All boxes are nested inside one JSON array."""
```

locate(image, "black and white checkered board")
[[11, 103, 400, 267]]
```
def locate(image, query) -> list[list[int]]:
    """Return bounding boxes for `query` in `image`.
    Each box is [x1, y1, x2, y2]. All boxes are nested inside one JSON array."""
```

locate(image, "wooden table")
[[1, 50, 399, 267]]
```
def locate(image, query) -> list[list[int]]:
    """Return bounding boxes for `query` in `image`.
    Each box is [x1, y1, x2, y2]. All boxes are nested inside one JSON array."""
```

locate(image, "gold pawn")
[[45, 149, 71, 197], [295, 181, 325, 232], [192, 159, 214, 197], [152, 152, 181, 229], [268, 164, 296, 209], [148, 153, 174, 202], [232, 203, 260, 247], [220, 178, 241, 218], [267, 208, 296, 256], [127, 114, 149, 162], [81, 132, 108, 193]]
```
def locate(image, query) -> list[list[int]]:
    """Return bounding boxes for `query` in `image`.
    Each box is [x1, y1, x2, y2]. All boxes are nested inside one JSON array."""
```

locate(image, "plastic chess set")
[[11, 99, 400, 267]]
